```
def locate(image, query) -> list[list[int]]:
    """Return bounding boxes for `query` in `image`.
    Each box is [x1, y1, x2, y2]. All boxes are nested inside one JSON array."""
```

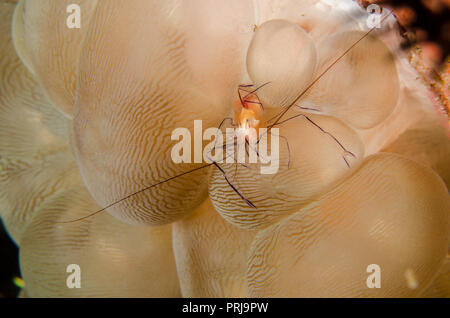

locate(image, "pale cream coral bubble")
[[0, 3, 80, 244], [246, 19, 316, 108], [382, 113, 450, 189], [254, 0, 360, 42], [20, 186, 180, 297], [302, 30, 400, 129], [247, 153, 450, 297], [180, 0, 255, 101], [11, 0, 35, 76], [421, 256, 450, 297], [14, 0, 98, 118], [172, 197, 256, 297]]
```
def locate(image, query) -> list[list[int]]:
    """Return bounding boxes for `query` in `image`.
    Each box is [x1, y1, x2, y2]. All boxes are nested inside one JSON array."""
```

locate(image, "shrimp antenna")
[[58, 156, 257, 223], [238, 82, 271, 110], [243, 82, 271, 99], [268, 10, 393, 129], [56, 163, 213, 223]]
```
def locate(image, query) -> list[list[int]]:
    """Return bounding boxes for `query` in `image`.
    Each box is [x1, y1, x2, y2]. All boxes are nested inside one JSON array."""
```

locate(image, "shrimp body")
[[234, 87, 264, 135]]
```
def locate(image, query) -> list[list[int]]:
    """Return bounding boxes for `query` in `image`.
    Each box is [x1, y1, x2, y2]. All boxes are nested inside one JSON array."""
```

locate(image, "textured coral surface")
[[0, 0, 449, 297]]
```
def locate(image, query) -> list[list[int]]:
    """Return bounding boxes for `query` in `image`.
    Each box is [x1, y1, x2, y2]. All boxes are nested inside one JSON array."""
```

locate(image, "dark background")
[[0, 220, 20, 298]]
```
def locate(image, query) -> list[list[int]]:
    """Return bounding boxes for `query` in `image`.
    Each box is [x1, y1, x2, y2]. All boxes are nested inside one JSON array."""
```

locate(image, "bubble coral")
[[0, 0, 449, 297]]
